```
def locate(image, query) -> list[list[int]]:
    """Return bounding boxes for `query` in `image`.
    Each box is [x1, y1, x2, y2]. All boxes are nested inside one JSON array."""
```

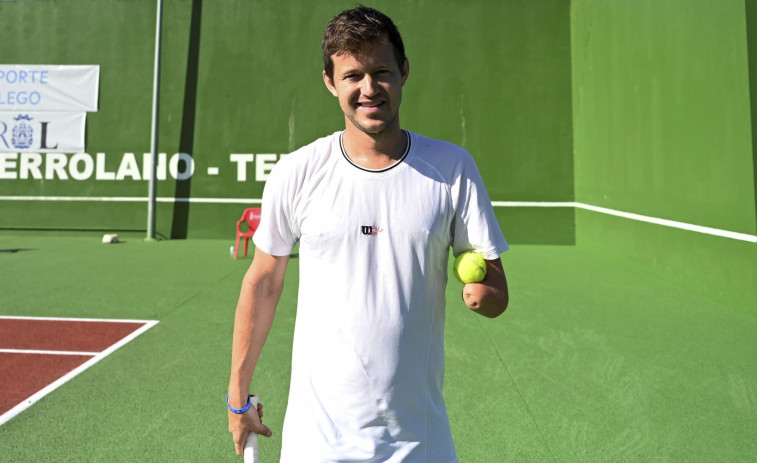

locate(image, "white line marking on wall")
[[491, 201, 574, 208], [574, 202, 757, 243], [1, 197, 755, 242], [0, 196, 261, 204]]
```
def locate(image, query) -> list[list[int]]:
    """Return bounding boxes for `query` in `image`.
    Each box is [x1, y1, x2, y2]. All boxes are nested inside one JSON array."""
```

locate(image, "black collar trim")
[[339, 131, 411, 173]]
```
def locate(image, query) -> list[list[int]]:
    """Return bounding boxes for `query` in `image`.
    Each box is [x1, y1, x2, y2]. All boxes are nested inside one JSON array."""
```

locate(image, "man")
[[228, 6, 509, 462]]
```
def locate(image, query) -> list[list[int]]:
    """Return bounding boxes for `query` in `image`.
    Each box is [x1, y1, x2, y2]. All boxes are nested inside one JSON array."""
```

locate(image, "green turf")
[[1, 233, 756, 461]]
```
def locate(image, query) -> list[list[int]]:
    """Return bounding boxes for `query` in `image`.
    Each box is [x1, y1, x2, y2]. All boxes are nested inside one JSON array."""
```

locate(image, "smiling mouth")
[[357, 101, 384, 109]]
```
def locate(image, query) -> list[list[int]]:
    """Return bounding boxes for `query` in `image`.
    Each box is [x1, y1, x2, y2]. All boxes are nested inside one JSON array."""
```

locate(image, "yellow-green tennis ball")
[[453, 252, 487, 284]]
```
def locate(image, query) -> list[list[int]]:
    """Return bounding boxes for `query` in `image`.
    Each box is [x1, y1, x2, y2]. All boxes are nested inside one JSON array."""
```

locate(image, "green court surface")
[[1, 232, 756, 462]]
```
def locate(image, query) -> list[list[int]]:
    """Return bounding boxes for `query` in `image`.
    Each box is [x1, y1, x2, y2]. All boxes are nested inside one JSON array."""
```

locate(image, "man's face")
[[323, 40, 409, 136]]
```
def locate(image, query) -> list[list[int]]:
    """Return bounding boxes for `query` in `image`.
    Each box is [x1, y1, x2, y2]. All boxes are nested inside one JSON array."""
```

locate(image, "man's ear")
[[401, 59, 410, 86], [323, 70, 338, 97]]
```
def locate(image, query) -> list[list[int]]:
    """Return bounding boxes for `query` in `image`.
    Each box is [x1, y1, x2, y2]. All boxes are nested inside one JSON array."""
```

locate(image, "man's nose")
[[360, 75, 379, 96]]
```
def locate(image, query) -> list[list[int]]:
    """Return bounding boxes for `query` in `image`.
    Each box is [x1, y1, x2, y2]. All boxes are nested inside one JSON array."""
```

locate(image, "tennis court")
[[1, 230, 755, 461], [2, 0, 757, 461]]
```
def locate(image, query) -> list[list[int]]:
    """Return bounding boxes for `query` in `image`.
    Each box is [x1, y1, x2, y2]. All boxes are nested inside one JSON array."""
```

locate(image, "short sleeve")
[[450, 152, 508, 260], [252, 156, 300, 256]]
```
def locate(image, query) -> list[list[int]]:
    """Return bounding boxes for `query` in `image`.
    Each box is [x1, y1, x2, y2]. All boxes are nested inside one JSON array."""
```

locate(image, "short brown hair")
[[322, 6, 406, 79]]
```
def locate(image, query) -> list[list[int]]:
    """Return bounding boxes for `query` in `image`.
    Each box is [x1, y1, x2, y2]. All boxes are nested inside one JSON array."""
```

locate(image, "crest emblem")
[[11, 114, 33, 149]]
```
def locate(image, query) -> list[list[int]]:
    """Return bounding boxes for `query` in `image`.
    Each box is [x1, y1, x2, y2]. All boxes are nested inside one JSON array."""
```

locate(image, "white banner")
[[0, 65, 99, 112], [0, 112, 86, 153]]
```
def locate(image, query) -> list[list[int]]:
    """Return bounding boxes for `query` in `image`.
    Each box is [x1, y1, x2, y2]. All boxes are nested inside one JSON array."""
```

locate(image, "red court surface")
[[0, 353, 92, 416], [0, 316, 158, 425]]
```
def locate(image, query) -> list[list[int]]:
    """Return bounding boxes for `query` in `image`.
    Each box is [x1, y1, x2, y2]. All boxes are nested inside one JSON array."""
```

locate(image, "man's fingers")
[[259, 423, 273, 438], [229, 401, 272, 456], [234, 430, 249, 456], [251, 418, 273, 438], [247, 406, 273, 437]]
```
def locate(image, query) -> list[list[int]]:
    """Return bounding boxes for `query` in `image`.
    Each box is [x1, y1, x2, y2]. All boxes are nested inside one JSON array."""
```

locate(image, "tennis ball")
[[453, 252, 487, 284]]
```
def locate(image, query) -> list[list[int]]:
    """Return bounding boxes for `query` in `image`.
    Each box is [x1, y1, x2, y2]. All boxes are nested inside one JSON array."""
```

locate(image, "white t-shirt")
[[253, 130, 508, 463]]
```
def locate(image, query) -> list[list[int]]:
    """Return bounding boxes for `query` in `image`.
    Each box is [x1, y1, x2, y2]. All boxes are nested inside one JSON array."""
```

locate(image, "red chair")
[[234, 207, 261, 259]]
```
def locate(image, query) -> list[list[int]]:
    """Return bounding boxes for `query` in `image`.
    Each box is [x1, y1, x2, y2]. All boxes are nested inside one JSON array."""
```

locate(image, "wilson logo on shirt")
[[361, 225, 384, 236]]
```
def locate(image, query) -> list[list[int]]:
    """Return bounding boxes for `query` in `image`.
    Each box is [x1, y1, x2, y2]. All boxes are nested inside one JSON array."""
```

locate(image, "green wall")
[[572, 0, 755, 233], [0, 0, 574, 243], [571, 0, 757, 313], [3, 0, 755, 312]]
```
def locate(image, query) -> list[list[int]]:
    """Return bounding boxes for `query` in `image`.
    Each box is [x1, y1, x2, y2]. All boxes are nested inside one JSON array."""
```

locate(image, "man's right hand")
[[228, 400, 272, 456]]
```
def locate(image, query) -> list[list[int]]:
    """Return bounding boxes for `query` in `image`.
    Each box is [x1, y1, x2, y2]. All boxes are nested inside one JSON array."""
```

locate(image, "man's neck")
[[342, 122, 407, 170]]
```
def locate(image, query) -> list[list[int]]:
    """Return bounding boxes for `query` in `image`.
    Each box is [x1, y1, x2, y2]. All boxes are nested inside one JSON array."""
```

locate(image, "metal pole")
[[147, 0, 163, 241]]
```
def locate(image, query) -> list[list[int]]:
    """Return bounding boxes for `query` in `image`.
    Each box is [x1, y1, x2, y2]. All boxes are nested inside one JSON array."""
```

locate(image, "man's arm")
[[228, 247, 289, 455], [462, 257, 508, 318]]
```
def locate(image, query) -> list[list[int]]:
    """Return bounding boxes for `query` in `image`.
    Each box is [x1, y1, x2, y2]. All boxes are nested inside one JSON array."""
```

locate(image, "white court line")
[[0, 315, 158, 324], [0, 317, 159, 427], [1, 196, 755, 243], [0, 349, 99, 356]]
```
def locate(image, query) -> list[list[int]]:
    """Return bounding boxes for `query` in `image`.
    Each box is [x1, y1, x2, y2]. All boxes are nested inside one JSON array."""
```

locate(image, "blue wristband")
[[227, 394, 253, 414]]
